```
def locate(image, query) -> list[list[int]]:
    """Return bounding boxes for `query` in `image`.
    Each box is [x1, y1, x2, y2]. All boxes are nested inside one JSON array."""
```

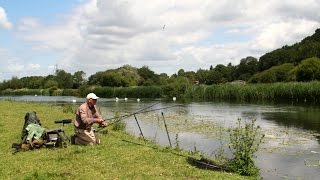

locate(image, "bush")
[[296, 57, 320, 81], [228, 119, 264, 176], [111, 112, 126, 131], [249, 63, 294, 83]]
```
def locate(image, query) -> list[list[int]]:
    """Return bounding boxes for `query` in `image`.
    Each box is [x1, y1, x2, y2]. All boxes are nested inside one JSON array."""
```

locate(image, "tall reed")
[[187, 81, 320, 103]]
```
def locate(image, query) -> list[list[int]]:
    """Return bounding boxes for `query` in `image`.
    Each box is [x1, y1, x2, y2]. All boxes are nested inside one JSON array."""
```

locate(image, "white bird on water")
[[124, 97, 128, 101], [137, 98, 140, 102], [173, 97, 176, 101], [115, 97, 119, 102]]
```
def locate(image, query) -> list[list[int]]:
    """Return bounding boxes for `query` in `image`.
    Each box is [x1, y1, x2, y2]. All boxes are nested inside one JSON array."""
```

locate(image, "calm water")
[[2, 95, 320, 179]]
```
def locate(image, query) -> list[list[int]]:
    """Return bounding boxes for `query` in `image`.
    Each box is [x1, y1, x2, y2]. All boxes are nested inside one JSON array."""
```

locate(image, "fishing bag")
[[13, 111, 46, 150], [21, 111, 42, 141]]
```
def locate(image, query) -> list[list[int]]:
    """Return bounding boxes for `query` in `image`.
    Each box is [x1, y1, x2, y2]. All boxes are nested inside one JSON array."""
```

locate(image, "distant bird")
[[163, 24, 165, 29], [124, 97, 128, 101], [72, 99, 77, 103], [173, 97, 176, 101], [137, 98, 140, 102], [115, 97, 119, 102]]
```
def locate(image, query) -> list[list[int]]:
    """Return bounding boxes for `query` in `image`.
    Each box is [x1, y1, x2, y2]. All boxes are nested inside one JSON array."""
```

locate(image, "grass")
[[0, 100, 250, 179]]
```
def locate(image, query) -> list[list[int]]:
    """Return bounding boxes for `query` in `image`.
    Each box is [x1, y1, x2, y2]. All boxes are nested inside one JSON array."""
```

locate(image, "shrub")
[[111, 112, 126, 131], [228, 119, 264, 176], [296, 57, 320, 81]]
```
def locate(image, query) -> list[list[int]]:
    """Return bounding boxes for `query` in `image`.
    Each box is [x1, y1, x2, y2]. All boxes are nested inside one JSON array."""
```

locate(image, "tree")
[[177, 69, 185, 77], [117, 65, 141, 86], [184, 71, 196, 82], [214, 64, 234, 82], [8, 76, 23, 89], [158, 73, 169, 85], [88, 65, 142, 87], [235, 56, 258, 81], [137, 66, 159, 86], [206, 70, 223, 85], [196, 69, 209, 84], [249, 63, 295, 83], [162, 76, 191, 98], [296, 57, 320, 81], [20, 76, 44, 89], [55, 70, 73, 89], [44, 79, 59, 88], [88, 72, 104, 86], [73, 71, 86, 88]]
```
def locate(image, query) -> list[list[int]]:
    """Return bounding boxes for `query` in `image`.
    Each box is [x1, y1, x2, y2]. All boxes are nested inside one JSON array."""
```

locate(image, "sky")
[[0, 0, 319, 81]]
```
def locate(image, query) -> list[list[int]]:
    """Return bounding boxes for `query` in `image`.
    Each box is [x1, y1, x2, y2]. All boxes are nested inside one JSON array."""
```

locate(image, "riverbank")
[[1, 81, 320, 104], [0, 101, 249, 179]]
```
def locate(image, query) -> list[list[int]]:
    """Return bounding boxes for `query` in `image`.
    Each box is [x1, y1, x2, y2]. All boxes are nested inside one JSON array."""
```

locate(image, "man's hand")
[[97, 118, 107, 127], [100, 121, 108, 127], [96, 118, 104, 124]]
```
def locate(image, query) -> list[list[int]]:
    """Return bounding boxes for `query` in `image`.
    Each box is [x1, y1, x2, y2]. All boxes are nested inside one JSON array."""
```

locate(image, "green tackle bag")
[[21, 111, 42, 141]]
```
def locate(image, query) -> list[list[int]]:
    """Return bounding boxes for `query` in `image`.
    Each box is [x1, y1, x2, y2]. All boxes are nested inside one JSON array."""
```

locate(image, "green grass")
[[0, 101, 250, 179]]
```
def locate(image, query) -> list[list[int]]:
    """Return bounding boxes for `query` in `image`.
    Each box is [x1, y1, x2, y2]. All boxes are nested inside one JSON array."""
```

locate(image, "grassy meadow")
[[0, 100, 250, 179]]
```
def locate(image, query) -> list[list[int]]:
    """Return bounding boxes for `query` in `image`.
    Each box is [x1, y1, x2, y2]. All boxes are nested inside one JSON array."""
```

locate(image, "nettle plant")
[[228, 119, 265, 176]]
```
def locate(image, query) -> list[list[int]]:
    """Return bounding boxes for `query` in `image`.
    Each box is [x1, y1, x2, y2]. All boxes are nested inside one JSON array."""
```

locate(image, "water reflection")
[[262, 110, 320, 132]]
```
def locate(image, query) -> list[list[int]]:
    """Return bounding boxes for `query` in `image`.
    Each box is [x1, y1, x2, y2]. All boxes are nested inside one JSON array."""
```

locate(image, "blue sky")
[[0, 0, 319, 81], [0, 0, 81, 22]]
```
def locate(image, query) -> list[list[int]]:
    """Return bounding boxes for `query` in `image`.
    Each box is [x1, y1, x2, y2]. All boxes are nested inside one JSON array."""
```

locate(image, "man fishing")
[[73, 93, 107, 145]]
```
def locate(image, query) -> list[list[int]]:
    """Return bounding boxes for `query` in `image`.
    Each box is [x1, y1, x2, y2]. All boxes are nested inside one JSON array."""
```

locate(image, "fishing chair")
[[45, 119, 72, 148]]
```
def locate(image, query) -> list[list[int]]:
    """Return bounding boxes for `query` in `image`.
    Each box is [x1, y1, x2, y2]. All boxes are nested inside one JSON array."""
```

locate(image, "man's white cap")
[[86, 93, 99, 100]]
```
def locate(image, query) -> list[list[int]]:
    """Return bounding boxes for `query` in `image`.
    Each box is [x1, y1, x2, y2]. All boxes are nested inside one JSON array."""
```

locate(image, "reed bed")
[[1, 81, 320, 104], [192, 81, 320, 103]]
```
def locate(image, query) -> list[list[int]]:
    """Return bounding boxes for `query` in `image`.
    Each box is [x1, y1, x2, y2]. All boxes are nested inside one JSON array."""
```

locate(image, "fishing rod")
[[104, 102, 161, 121], [96, 102, 161, 131], [131, 104, 185, 115], [96, 103, 185, 130], [103, 103, 185, 122]]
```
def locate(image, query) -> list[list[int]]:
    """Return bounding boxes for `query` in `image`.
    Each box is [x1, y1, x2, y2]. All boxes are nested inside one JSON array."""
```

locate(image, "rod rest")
[[54, 119, 72, 124]]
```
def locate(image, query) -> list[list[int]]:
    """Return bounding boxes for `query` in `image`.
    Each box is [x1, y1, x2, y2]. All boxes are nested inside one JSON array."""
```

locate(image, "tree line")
[[1, 29, 320, 91]]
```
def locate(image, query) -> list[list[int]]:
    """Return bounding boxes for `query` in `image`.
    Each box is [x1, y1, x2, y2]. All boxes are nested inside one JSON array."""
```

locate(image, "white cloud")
[[27, 63, 41, 70], [0, 7, 12, 29], [252, 20, 319, 51], [0, 48, 44, 80], [9, 0, 320, 79]]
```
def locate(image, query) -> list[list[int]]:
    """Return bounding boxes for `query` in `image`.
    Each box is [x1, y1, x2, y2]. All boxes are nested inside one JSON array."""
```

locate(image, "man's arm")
[[93, 106, 107, 126]]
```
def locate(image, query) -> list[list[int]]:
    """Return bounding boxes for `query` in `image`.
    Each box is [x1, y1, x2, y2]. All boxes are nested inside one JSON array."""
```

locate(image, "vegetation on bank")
[[0, 101, 254, 179], [1, 81, 320, 104]]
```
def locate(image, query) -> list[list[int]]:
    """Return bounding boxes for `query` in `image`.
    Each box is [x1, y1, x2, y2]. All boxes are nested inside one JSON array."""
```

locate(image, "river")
[[1, 95, 319, 179]]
